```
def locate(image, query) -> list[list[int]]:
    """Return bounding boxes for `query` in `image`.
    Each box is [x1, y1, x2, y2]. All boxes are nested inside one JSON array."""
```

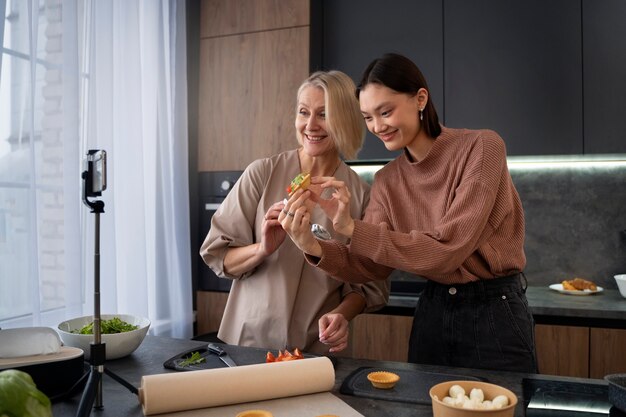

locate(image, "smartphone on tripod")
[[84, 150, 107, 196]]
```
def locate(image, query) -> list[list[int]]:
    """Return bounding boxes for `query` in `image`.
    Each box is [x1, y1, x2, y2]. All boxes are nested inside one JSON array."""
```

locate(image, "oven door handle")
[[205, 203, 221, 211]]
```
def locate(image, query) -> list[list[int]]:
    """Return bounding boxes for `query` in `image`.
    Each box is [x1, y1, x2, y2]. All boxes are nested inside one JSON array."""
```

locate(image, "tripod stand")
[[74, 150, 137, 417]]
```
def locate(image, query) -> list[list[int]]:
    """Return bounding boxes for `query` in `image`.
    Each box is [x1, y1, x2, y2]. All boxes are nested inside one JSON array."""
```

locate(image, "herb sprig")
[[179, 351, 206, 367]]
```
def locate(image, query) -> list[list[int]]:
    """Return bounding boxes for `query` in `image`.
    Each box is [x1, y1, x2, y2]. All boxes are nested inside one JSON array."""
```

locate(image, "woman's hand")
[[259, 200, 288, 256], [279, 190, 322, 257], [318, 312, 349, 353], [311, 176, 355, 237]]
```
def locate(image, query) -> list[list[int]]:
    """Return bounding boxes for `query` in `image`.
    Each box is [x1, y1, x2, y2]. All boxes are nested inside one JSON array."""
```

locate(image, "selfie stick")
[[75, 150, 137, 417]]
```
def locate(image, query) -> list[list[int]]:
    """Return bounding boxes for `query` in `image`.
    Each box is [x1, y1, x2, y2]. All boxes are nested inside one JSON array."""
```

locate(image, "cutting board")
[[157, 392, 364, 417]]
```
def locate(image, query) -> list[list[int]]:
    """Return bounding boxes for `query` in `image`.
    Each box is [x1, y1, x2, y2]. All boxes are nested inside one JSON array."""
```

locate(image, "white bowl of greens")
[[57, 314, 150, 360]]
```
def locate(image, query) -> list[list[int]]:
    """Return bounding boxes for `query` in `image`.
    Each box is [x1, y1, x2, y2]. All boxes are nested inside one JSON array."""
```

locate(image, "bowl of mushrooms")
[[429, 380, 518, 417]]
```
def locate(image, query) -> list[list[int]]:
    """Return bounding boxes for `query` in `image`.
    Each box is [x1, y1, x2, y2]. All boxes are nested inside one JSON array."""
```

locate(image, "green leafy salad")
[[71, 317, 139, 334]]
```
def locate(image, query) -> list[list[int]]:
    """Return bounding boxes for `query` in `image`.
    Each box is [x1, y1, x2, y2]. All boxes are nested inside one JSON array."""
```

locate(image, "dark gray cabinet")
[[312, 0, 443, 161], [444, 0, 583, 156], [582, 0, 626, 154], [312, 0, 626, 159]]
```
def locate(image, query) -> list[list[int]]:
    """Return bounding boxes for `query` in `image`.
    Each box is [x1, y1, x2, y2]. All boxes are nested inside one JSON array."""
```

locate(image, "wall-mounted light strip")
[[507, 154, 626, 170], [348, 155, 626, 173]]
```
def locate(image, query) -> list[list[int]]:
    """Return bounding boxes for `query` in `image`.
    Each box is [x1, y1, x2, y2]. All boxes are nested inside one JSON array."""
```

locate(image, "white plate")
[[549, 283, 604, 295]]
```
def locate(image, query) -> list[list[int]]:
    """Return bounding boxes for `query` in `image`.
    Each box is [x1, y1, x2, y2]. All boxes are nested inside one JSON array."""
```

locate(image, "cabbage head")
[[0, 369, 53, 417]]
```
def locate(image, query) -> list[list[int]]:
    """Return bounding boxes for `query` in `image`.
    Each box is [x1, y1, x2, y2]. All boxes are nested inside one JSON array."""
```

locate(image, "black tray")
[[163, 344, 334, 372], [340, 366, 483, 405], [163, 345, 229, 371]]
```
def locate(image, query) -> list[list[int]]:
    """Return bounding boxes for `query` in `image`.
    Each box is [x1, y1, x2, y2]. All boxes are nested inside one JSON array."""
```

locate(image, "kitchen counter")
[[51, 335, 623, 417], [384, 286, 626, 328]]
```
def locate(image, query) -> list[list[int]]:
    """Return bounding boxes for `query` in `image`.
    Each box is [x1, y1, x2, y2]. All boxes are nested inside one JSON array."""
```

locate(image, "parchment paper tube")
[[138, 356, 335, 415]]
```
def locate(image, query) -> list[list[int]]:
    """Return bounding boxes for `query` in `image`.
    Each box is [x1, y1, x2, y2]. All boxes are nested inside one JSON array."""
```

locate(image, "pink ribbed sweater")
[[315, 126, 526, 285]]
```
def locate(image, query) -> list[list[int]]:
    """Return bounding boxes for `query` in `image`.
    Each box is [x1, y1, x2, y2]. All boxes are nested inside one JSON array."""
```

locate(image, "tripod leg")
[[104, 368, 139, 395], [76, 368, 103, 417]]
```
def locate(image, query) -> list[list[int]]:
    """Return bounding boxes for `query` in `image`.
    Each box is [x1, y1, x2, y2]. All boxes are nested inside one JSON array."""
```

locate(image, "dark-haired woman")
[[280, 53, 537, 373]]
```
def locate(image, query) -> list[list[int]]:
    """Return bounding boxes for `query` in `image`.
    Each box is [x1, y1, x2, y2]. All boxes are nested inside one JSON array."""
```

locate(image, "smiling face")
[[295, 86, 337, 157], [359, 83, 424, 152]]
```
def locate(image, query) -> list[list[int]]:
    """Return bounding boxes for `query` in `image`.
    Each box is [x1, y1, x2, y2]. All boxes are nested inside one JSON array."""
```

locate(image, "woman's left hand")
[[318, 312, 349, 353]]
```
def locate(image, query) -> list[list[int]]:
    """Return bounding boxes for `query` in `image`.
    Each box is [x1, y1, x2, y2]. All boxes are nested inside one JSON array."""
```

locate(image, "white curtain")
[[0, 0, 193, 339]]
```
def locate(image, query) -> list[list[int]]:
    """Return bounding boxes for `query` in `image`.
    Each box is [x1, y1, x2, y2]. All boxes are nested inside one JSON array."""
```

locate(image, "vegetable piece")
[[72, 317, 139, 334], [0, 369, 53, 417], [265, 348, 304, 363], [293, 347, 304, 359], [179, 351, 206, 367]]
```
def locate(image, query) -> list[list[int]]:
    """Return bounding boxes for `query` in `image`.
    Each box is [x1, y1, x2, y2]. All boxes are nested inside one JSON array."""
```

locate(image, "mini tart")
[[367, 371, 400, 389], [287, 173, 311, 196], [235, 410, 273, 417]]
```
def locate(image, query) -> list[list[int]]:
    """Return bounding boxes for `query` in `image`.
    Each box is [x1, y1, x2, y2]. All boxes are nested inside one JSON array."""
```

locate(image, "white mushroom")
[[442, 396, 456, 406], [469, 388, 485, 403], [492, 394, 510, 409], [448, 384, 466, 398]]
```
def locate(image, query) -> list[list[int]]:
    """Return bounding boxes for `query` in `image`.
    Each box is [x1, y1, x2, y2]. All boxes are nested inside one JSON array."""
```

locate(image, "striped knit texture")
[[317, 126, 526, 285]]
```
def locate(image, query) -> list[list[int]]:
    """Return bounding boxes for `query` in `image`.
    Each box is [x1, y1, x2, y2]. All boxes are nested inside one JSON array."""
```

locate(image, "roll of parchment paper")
[[138, 356, 335, 415]]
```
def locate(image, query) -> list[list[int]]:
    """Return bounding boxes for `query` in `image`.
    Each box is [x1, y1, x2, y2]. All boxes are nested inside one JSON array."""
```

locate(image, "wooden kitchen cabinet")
[[590, 328, 626, 378], [534, 324, 590, 378], [200, 0, 308, 38], [196, 290, 229, 335], [197, 0, 310, 172], [535, 324, 626, 378], [350, 313, 413, 362]]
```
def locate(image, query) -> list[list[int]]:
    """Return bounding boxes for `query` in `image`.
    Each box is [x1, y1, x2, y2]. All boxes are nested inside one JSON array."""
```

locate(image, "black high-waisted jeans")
[[408, 273, 538, 373]]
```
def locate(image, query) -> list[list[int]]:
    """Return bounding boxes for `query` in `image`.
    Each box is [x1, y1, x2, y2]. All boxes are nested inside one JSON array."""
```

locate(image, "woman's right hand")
[[259, 200, 287, 256], [312, 176, 355, 237]]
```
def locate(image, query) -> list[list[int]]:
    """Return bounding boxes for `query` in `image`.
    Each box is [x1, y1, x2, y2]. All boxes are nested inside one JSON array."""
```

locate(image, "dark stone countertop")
[[383, 286, 626, 328], [51, 335, 621, 417]]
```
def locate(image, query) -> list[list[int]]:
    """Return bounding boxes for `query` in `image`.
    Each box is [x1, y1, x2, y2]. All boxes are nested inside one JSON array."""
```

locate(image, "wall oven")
[[198, 171, 243, 292]]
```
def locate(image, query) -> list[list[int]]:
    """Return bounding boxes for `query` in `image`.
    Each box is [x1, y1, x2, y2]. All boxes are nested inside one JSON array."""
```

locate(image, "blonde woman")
[[200, 71, 389, 354]]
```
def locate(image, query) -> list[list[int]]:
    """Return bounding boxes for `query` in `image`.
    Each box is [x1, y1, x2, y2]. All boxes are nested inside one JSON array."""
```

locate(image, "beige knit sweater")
[[313, 126, 526, 285]]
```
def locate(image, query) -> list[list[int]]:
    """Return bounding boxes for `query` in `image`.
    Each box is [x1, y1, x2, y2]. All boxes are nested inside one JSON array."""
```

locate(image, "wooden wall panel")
[[590, 328, 626, 379], [198, 27, 309, 171], [351, 314, 412, 362], [535, 324, 589, 377], [200, 0, 309, 38]]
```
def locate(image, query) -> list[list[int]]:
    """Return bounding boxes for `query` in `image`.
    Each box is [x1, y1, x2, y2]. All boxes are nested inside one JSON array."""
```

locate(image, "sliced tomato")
[[293, 347, 304, 359]]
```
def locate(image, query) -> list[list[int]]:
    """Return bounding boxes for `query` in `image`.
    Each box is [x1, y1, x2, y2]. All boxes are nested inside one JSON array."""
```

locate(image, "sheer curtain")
[[0, 0, 193, 339]]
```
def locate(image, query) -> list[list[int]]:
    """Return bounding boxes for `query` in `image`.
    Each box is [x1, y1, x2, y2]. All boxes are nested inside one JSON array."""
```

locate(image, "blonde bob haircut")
[[296, 70, 365, 160]]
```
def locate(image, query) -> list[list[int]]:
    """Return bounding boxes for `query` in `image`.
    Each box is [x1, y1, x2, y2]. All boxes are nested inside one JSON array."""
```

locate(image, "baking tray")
[[340, 366, 484, 405], [606, 374, 626, 414]]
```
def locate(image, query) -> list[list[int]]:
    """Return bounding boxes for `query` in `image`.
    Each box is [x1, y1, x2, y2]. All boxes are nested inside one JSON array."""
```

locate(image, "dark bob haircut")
[[356, 53, 441, 139]]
